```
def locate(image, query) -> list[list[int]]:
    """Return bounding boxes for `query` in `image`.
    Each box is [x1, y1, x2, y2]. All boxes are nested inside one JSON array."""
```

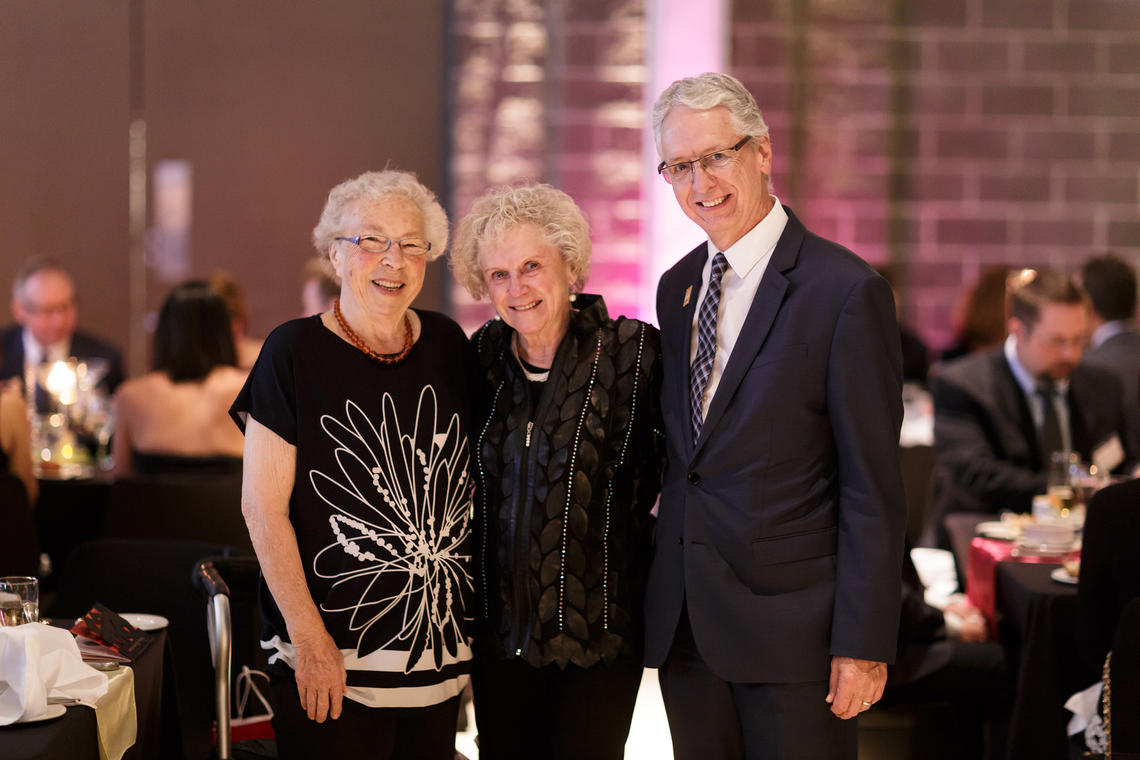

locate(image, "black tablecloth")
[[996, 562, 1095, 760], [0, 627, 170, 760]]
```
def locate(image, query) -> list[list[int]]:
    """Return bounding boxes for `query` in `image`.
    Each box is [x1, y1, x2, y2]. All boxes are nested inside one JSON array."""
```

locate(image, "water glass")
[[0, 576, 39, 625]]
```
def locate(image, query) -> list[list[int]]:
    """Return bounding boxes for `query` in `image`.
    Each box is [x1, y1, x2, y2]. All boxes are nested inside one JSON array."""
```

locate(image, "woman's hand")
[[242, 418, 347, 722], [292, 625, 347, 722]]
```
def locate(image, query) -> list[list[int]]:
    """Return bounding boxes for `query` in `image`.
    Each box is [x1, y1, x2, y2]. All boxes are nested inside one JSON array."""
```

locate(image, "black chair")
[[898, 445, 936, 546], [193, 555, 275, 760], [104, 475, 252, 553], [0, 472, 38, 576], [51, 538, 246, 760]]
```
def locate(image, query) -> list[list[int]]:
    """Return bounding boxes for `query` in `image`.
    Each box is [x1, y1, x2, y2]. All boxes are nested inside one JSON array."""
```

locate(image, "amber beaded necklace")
[[333, 298, 413, 365]]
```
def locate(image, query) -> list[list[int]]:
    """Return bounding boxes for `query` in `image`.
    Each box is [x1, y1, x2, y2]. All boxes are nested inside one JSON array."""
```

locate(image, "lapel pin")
[[682, 285, 692, 307]]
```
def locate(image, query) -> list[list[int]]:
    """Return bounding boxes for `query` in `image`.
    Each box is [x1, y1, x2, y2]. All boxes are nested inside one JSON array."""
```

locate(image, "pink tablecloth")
[[966, 536, 1070, 634]]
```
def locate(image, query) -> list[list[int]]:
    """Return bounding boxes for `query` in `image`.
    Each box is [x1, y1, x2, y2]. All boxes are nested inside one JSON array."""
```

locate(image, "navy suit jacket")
[[644, 207, 907, 683], [0, 325, 125, 394]]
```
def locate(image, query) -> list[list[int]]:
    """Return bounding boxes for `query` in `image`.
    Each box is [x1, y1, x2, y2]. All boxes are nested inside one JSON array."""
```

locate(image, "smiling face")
[[659, 105, 774, 251], [479, 223, 575, 349], [329, 195, 426, 323]]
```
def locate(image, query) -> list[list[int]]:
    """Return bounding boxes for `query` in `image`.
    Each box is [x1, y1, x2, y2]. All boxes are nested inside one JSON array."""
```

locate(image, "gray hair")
[[11, 257, 73, 303], [311, 170, 449, 262], [652, 72, 770, 159], [451, 184, 591, 301]]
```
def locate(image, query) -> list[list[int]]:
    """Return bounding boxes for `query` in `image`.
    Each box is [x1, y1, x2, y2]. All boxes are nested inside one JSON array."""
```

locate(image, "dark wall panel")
[[144, 1, 449, 339], [0, 0, 131, 355], [1, 1, 447, 372]]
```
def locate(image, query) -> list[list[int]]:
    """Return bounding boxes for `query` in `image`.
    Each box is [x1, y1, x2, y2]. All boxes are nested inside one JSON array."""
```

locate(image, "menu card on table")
[[70, 602, 153, 663]]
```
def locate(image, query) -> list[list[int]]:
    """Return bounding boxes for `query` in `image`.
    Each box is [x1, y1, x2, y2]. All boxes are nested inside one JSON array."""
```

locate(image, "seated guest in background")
[[1080, 253, 1140, 439], [1, 257, 124, 393], [111, 281, 246, 477], [209, 270, 263, 369], [940, 264, 1011, 364], [931, 269, 1136, 522], [451, 183, 663, 760], [0, 375, 37, 503], [1077, 477, 1140, 672], [885, 548, 1010, 759], [876, 264, 930, 385], [300, 257, 339, 316]]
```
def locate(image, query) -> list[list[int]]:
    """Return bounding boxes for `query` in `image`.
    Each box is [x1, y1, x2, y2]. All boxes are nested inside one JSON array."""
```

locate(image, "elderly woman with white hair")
[[230, 170, 477, 760], [451, 183, 664, 759]]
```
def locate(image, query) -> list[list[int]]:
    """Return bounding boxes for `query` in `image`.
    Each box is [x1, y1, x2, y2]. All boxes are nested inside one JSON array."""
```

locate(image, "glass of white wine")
[[0, 576, 39, 626]]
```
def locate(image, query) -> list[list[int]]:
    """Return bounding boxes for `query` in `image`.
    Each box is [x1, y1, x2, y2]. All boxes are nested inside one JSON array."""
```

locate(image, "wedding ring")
[[861, 701, 872, 707]]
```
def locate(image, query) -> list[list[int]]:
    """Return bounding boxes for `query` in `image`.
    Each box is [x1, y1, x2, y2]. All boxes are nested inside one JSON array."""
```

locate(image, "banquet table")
[[995, 562, 1095, 760], [0, 627, 171, 760]]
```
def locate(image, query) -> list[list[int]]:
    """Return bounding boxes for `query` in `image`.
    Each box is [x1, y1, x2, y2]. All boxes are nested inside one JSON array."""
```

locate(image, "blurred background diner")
[[111, 280, 246, 478], [1, 1, 1138, 759]]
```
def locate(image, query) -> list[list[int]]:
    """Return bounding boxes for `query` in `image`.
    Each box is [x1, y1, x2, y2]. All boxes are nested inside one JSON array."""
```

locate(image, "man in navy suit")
[[931, 269, 1136, 526], [1080, 253, 1140, 438], [1, 257, 124, 394], [644, 72, 907, 759]]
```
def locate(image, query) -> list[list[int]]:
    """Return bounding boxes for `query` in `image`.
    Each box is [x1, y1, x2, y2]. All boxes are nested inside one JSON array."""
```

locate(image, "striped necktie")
[[690, 252, 729, 444]]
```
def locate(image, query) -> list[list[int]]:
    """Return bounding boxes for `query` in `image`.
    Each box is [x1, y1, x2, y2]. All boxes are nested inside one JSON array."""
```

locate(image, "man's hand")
[[825, 656, 887, 719], [292, 627, 347, 722]]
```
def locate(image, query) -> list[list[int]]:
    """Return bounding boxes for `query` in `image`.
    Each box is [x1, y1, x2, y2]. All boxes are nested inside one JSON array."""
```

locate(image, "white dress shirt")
[[21, 329, 70, 385], [1089, 319, 1133, 350], [1003, 335, 1072, 453], [689, 198, 788, 421]]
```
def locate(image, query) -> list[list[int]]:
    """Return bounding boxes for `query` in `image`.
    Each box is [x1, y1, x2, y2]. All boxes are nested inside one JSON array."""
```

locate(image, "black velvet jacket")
[[471, 294, 663, 668]]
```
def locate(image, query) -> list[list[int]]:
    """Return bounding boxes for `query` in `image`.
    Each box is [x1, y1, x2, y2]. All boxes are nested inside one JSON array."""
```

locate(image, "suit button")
[[687, 471, 701, 485]]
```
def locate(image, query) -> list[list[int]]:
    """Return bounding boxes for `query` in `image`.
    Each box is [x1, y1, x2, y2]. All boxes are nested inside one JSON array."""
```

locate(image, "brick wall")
[[448, 0, 647, 333], [731, 0, 1140, 352]]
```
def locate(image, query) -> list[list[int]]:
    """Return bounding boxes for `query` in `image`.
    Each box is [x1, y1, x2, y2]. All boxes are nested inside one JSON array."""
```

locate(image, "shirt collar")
[[1004, 334, 1069, 396], [1090, 319, 1135, 349], [707, 197, 788, 277], [22, 329, 68, 366]]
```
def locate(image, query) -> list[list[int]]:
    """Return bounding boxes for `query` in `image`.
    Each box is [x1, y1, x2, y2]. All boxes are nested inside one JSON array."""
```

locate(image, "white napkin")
[[0, 623, 109, 724]]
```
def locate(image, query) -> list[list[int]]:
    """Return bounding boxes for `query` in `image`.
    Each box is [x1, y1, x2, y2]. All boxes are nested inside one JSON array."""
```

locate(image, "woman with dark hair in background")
[[111, 280, 246, 477], [940, 265, 1012, 364]]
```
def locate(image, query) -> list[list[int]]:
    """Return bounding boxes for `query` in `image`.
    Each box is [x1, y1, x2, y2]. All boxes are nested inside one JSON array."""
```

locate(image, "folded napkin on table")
[[0, 623, 109, 724]]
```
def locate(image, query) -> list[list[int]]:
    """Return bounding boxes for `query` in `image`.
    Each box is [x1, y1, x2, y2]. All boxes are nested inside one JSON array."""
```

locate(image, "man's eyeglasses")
[[657, 135, 752, 184], [336, 234, 432, 256]]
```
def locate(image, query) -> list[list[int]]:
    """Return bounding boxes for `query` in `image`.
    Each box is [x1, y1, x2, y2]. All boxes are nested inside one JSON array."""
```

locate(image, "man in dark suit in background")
[[931, 269, 1134, 521], [1, 257, 124, 394], [644, 72, 907, 759], [1080, 253, 1140, 439]]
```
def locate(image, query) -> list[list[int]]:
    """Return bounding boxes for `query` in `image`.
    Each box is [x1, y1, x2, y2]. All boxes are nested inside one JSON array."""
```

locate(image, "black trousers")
[[471, 653, 643, 760], [269, 665, 459, 760], [658, 607, 857, 760]]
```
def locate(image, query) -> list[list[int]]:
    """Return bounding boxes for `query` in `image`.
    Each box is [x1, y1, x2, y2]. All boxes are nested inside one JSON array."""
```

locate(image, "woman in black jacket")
[[452, 184, 663, 759]]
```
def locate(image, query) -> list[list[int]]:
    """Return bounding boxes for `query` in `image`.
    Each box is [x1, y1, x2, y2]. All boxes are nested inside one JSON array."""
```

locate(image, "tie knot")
[[709, 252, 729, 284], [1036, 379, 1056, 397]]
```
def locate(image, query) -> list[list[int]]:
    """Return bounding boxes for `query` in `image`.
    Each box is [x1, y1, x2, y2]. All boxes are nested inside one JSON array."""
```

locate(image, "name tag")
[[1093, 434, 1125, 473]]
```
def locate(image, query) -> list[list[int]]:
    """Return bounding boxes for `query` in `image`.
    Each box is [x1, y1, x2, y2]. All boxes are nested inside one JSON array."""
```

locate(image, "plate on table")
[[976, 521, 1018, 540], [121, 613, 168, 631], [1050, 567, 1078, 585], [12, 704, 67, 725], [1012, 538, 1073, 558]]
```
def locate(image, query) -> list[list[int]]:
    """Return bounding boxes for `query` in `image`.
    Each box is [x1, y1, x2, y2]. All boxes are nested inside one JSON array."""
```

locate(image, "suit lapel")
[[994, 353, 1043, 469], [694, 209, 804, 454], [661, 243, 708, 458]]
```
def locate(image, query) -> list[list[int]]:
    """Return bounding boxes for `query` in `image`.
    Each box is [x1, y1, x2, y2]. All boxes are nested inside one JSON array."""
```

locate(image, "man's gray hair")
[[11, 257, 73, 303], [652, 72, 770, 159]]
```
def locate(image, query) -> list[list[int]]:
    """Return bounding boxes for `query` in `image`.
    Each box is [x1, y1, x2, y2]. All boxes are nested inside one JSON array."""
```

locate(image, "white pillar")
[[641, 0, 730, 324]]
